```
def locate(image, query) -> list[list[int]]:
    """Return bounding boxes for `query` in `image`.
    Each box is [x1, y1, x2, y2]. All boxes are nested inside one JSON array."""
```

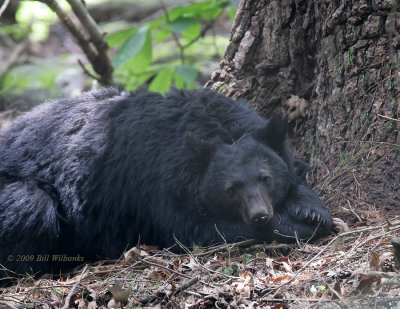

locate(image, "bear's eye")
[[260, 175, 272, 186], [226, 186, 237, 198]]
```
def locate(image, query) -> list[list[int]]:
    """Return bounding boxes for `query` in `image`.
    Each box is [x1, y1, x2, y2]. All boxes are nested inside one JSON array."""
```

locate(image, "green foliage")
[[221, 264, 238, 275], [112, 26, 151, 69], [217, 83, 229, 92], [107, 0, 236, 92], [1, 63, 64, 95], [15, 1, 64, 41], [241, 253, 253, 263], [0, 0, 235, 96]]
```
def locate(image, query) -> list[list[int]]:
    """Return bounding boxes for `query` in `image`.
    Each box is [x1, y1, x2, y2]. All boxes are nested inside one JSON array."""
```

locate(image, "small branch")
[[78, 59, 100, 81], [40, 0, 96, 60], [164, 276, 200, 308], [260, 297, 340, 303], [214, 224, 233, 265], [347, 199, 362, 221], [62, 265, 88, 309], [39, 0, 114, 85], [159, 0, 185, 64], [67, 0, 114, 85], [168, 276, 200, 298], [193, 239, 259, 257], [0, 0, 11, 18], [378, 114, 400, 123]]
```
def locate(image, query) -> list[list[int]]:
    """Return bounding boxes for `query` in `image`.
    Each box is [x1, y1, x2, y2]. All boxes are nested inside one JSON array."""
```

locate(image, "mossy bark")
[[207, 0, 400, 219]]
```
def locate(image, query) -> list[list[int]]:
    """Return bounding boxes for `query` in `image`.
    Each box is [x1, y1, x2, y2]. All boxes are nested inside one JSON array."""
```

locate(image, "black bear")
[[0, 88, 332, 279], [171, 89, 332, 234]]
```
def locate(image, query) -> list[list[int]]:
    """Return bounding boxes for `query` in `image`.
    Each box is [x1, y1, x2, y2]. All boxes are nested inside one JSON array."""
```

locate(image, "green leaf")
[[106, 28, 137, 48], [229, 7, 237, 21], [149, 68, 174, 93], [123, 30, 152, 74], [167, 1, 228, 20], [182, 20, 201, 42], [169, 17, 195, 33], [221, 265, 238, 275], [146, 15, 167, 30], [124, 72, 155, 91], [154, 28, 172, 43], [173, 73, 185, 89], [176, 65, 198, 85], [112, 26, 150, 69]]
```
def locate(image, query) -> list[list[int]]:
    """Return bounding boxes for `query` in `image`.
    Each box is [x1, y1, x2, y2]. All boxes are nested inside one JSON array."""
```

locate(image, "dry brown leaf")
[[369, 251, 380, 270], [107, 281, 132, 304], [356, 273, 380, 292]]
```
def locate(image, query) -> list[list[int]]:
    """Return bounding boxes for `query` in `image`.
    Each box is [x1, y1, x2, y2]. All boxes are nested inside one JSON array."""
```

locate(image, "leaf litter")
[[1, 217, 400, 309]]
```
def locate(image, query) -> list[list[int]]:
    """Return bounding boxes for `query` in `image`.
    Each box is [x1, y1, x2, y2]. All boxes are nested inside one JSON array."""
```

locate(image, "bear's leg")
[[286, 184, 332, 229], [0, 179, 61, 280], [284, 159, 333, 231]]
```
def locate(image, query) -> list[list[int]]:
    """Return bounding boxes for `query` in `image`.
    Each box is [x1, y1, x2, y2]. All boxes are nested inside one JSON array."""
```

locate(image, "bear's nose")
[[251, 213, 269, 225]]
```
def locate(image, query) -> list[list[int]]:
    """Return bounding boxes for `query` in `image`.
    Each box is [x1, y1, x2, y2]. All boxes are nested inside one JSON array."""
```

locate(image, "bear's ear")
[[185, 133, 216, 169], [254, 115, 288, 150]]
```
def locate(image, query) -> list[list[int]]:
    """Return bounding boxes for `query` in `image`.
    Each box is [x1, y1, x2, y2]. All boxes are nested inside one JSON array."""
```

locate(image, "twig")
[[214, 224, 232, 264], [378, 114, 400, 122], [347, 200, 362, 221], [169, 276, 200, 298], [260, 297, 337, 303], [172, 234, 195, 257], [326, 284, 343, 300], [0, 0, 11, 18], [193, 239, 259, 257], [62, 265, 88, 309], [164, 276, 200, 308], [78, 59, 100, 81], [39, 0, 114, 85], [159, 0, 185, 64], [66, 0, 114, 85]]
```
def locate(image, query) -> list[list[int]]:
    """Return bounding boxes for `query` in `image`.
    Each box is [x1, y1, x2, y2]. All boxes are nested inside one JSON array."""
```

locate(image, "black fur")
[[0, 88, 332, 280]]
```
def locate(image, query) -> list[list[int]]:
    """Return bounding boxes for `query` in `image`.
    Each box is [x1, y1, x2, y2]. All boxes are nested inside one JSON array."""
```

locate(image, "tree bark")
[[207, 0, 400, 220]]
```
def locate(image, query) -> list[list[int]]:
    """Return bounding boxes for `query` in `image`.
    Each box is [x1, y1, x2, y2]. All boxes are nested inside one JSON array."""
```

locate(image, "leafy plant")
[[107, 0, 235, 92], [241, 253, 253, 263], [221, 264, 238, 275]]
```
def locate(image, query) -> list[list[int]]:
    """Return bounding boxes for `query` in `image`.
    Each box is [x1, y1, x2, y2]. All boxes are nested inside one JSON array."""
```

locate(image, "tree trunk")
[[206, 0, 400, 221]]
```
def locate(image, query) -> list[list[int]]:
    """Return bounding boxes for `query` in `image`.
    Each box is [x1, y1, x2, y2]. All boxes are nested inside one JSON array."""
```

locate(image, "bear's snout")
[[241, 188, 274, 226]]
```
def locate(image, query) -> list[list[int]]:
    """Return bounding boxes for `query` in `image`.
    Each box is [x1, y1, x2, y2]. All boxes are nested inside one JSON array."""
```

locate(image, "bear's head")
[[186, 117, 291, 227]]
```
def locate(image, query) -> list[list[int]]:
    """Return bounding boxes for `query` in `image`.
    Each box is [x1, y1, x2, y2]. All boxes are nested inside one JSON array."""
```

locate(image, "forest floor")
[[1, 212, 400, 309]]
